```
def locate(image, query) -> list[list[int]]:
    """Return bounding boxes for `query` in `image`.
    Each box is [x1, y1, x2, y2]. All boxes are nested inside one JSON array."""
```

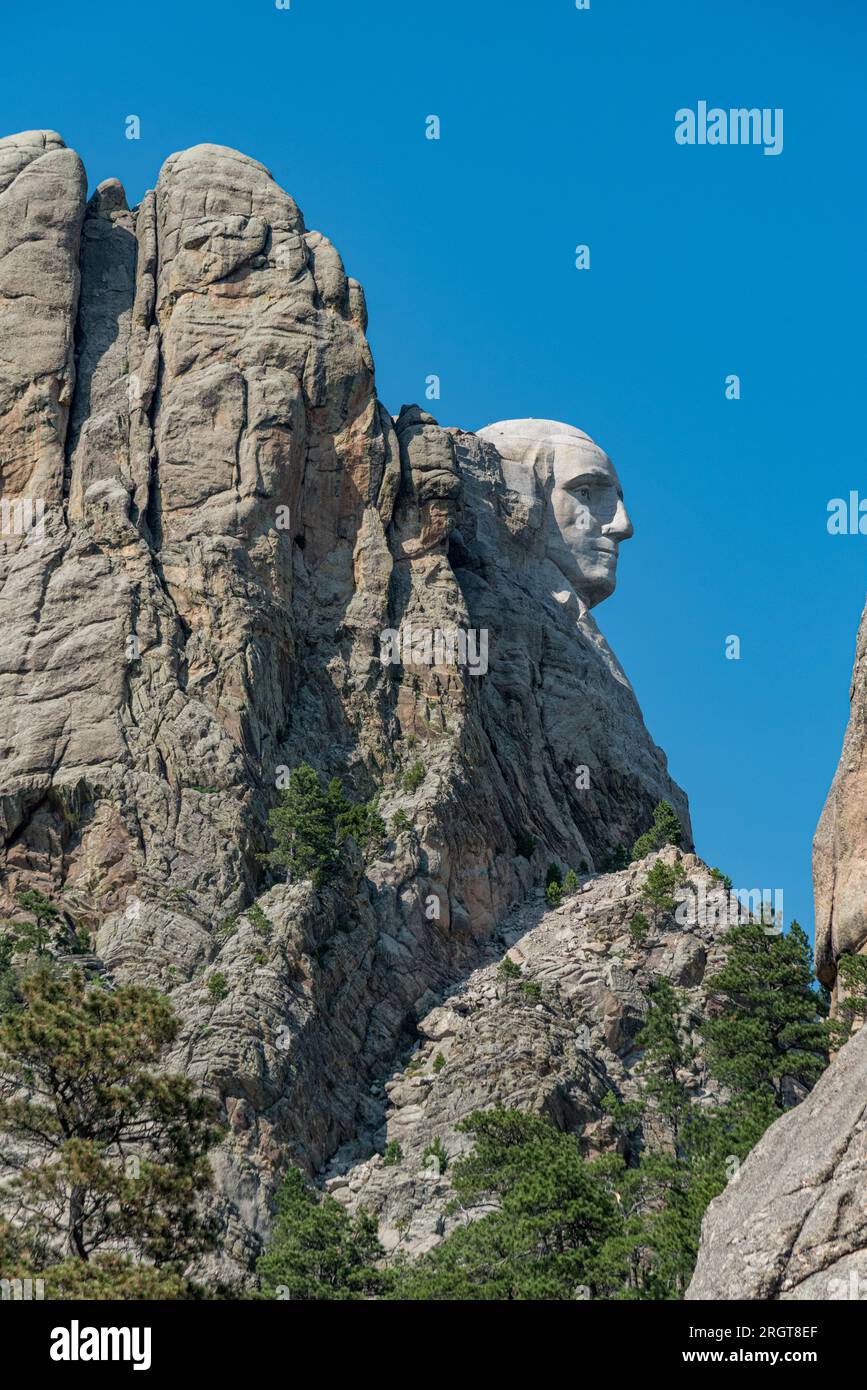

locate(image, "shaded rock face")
[[687, 1021, 867, 1301], [449, 428, 688, 869], [0, 130, 690, 1278], [814, 599, 867, 993], [324, 849, 728, 1259]]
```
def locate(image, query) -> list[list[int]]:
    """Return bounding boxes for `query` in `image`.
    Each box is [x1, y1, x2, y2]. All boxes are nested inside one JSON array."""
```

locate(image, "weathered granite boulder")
[[687, 1021, 867, 1300]]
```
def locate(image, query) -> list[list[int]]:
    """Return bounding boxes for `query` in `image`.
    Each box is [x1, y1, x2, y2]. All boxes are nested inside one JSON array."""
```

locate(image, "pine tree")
[[634, 977, 691, 1145], [262, 765, 385, 885], [261, 764, 339, 885], [827, 953, 867, 1048], [0, 937, 19, 1019], [328, 781, 386, 859], [641, 859, 685, 922], [700, 921, 828, 1108], [632, 800, 683, 861], [2, 889, 61, 958], [0, 969, 221, 1266], [390, 1108, 621, 1300], [257, 1167, 385, 1300]]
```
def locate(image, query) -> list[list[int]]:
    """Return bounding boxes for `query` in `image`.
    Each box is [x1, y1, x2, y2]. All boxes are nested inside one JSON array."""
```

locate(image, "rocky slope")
[[323, 847, 729, 1258], [1, 129, 690, 1279]]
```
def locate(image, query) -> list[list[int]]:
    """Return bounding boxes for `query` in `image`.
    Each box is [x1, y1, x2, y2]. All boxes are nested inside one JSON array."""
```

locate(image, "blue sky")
[[4, 0, 865, 941]]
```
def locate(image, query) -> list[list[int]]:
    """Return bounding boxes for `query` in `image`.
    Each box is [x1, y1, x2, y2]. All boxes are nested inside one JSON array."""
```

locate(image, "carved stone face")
[[477, 419, 634, 608], [546, 431, 633, 606]]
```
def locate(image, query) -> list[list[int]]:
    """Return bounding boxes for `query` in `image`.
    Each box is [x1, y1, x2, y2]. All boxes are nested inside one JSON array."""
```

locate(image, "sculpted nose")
[[605, 498, 633, 542]]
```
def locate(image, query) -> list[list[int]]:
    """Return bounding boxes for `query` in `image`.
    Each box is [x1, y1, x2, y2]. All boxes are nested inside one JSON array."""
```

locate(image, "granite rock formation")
[[687, 1019, 867, 1300], [814, 598, 867, 997], [323, 847, 728, 1259], [0, 130, 690, 1279], [687, 589, 867, 1301]]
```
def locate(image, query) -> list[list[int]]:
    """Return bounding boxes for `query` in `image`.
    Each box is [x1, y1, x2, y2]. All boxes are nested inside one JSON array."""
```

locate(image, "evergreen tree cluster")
[[260, 764, 386, 886], [0, 871, 832, 1301], [256, 918, 830, 1300], [0, 967, 222, 1299]]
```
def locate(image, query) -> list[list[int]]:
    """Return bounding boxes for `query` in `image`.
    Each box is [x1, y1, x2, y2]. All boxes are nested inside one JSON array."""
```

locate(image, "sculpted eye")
[[577, 486, 591, 503]]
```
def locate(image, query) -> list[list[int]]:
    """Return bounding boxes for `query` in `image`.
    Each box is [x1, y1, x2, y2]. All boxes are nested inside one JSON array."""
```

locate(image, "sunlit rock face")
[[814, 597, 867, 993], [0, 130, 690, 1280], [687, 1016, 867, 1301], [326, 848, 729, 1260]]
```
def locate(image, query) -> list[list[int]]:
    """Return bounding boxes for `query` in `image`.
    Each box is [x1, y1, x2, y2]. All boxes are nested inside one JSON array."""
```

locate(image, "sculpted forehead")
[[479, 418, 594, 451], [550, 435, 619, 487], [477, 418, 617, 484]]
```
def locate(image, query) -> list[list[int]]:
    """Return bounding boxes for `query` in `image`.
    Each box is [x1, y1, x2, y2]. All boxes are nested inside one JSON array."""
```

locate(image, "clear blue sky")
[[4, 0, 866, 942]]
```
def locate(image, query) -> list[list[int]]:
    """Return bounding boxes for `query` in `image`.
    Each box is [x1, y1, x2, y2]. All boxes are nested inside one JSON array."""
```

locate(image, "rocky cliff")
[[323, 847, 728, 1259], [0, 130, 691, 1280], [687, 592, 867, 1301], [814, 600, 867, 998]]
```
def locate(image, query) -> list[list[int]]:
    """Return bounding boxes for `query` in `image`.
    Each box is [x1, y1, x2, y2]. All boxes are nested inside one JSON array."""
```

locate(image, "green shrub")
[[545, 862, 561, 889], [206, 972, 229, 1002], [402, 762, 425, 793], [247, 903, 271, 937], [518, 980, 542, 1003], [217, 915, 238, 942], [629, 911, 650, 944], [382, 1140, 403, 1168], [600, 844, 630, 873], [830, 954, 867, 1046], [391, 809, 413, 835], [433, 1052, 445, 1074], [631, 800, 683, 862], [545, 881, 563, 907], [330, 783, 386, 859], [497, 957, 522, 983], [562, 868, 579, 895], [420, 1137, 448, 1175], [515, 830, 536, 860]]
